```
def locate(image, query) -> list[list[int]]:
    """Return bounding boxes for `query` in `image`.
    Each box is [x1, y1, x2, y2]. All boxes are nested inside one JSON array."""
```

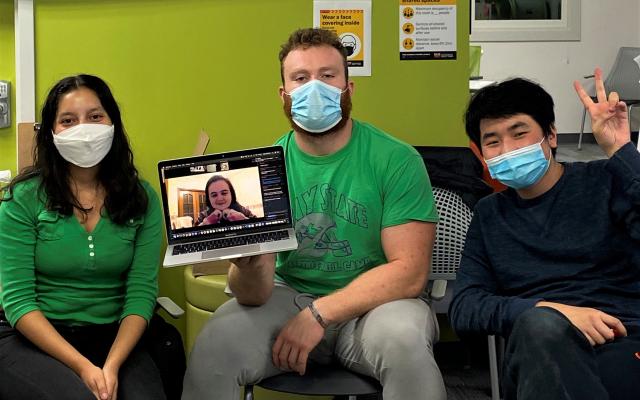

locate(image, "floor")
[[556, 131, 639, 163], [555, 141, 607, 163], [437, 338, 495, 400]]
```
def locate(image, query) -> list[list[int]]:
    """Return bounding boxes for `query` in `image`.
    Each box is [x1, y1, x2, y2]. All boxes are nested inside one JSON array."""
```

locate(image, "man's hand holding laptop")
[[228, 253, 276, 307]]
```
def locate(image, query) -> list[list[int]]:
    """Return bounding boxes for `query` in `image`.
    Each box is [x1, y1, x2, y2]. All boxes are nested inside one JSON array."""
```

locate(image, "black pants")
[[503, 307, 640, 400], [0, 321, 166, 400]]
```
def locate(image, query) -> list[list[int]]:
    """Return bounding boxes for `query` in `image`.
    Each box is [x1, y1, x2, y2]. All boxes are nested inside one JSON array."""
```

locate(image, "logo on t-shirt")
[[285, 183, 376, 275], [295, 213, 352, 258], [293, 183, 368, 228]]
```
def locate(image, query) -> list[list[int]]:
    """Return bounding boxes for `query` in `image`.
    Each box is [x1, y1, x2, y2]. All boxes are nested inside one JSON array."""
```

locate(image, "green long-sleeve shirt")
[[0, 177, 162, 327]]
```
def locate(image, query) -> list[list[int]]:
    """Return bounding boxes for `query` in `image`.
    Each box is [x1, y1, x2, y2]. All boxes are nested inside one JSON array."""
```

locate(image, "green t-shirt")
[[0, 177, 162, 326], [274, 119, 438, 295]]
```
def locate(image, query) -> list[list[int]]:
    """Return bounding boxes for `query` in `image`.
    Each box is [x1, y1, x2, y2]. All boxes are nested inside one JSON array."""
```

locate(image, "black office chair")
[[244, 362, 381, 400], [578, 47, 640, 150]]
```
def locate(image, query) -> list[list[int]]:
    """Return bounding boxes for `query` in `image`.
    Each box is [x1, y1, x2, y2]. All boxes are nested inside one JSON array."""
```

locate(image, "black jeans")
[[503, 307, 640, 400], [0, 319, 166, 400]]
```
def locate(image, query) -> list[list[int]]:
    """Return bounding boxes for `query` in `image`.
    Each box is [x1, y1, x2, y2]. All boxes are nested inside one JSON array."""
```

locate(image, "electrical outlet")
[[0, 81, 10, 129]]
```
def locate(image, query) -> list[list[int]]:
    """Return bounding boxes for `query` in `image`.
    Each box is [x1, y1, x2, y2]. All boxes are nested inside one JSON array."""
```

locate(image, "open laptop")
[[158, 145, 298, 267]]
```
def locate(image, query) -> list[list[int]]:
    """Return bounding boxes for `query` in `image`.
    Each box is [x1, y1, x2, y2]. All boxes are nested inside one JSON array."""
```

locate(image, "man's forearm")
[[228, 253, 276, 306], [313, 259, 427, 325], [311, 221, 434, 326]]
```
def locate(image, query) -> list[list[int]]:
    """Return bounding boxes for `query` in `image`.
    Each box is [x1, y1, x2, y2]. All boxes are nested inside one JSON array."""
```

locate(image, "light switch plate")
[[0, 81, 10, 128]]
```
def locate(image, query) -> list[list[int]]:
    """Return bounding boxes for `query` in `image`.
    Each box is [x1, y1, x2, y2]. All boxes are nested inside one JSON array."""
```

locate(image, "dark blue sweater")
[[449, 143, 640, 336]]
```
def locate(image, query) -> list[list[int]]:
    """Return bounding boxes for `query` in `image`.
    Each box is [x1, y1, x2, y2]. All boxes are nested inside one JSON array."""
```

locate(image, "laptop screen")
[[158, 146, 292, 244]]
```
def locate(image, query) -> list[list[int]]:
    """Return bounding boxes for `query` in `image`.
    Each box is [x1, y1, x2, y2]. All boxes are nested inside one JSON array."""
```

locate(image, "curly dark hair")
[[1, 74, 147, 225], [278, 28, 349, 84]]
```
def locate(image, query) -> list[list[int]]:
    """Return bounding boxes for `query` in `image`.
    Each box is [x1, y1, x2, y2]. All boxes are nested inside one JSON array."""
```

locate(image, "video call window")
[[164, 166, 264, 230]]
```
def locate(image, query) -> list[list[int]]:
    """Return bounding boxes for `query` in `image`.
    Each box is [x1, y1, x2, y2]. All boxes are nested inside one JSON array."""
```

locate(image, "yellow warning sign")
[[399, 0, 457, 61], [314, 1, 371, 76], [318, 9, 365, 67]]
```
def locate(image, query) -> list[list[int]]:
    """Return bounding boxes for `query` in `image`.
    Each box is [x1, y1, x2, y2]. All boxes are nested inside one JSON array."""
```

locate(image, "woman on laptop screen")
[[0, 75, 166, 399], [197, 175, 256, 226]]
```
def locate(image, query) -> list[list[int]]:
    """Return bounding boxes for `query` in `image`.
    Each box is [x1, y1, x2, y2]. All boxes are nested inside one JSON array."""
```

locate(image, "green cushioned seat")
[[184, 265, 230, 312], [185, 301, 215, 353], [183, 265, 230, 353]]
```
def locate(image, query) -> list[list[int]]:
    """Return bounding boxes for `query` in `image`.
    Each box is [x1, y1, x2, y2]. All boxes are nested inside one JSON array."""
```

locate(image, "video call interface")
[[159, 148, 291, 242]]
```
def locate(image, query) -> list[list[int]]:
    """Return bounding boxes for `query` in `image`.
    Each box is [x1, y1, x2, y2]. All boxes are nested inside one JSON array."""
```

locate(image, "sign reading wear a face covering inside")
[[399, 0, 457, 61], [313, 0, 372, 76]]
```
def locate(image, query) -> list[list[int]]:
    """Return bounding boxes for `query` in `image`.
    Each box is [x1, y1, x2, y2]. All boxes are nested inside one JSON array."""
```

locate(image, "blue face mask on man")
[[285, 80, 346, 133], [485, 138, 551, 190]]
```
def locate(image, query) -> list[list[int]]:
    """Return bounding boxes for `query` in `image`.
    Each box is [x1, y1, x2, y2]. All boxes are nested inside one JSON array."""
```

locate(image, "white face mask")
[[52, 123, 115, 168]]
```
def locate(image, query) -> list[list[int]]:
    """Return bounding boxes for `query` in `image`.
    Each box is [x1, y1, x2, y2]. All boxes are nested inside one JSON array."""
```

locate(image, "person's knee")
[[189, 300, 279, 376], [360, 302, 435, 366], [509, 307, 574, 351], [191, 313, 251, 367]]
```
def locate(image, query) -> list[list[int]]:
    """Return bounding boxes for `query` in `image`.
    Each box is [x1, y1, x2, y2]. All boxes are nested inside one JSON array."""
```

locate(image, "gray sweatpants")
[[182, 284, 446, 400]]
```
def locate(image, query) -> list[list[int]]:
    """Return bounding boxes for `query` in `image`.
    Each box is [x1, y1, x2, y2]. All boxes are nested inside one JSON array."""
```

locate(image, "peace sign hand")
[[573, 67, 631, 157]]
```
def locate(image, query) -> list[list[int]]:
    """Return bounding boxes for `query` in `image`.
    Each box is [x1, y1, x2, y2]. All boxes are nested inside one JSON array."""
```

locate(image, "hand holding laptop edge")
[[228, 253, 277, 306]]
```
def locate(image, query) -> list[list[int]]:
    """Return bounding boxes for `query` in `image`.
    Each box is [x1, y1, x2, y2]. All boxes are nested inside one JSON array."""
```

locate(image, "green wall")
[[29, 0, 470, 332], [0, 0, 15, 175]]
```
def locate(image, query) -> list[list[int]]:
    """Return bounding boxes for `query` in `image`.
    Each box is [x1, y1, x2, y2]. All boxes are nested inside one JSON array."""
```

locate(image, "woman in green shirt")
[[0, 75, 165, 400]]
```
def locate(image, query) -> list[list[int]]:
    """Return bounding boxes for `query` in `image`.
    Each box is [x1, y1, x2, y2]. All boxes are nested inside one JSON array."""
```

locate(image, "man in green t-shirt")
[[183, 28, 446, 400]]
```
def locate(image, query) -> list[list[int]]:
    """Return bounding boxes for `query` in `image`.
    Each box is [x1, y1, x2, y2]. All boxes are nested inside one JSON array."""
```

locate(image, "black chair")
[[244, 363, 381, 400]]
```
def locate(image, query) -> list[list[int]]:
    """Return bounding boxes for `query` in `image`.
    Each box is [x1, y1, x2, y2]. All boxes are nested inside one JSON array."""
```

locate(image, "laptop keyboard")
[[172, 230, 290, 255]]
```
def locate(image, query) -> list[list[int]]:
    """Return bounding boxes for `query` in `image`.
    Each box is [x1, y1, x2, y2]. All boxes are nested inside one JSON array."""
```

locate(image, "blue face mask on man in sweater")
[[485, 138, 551, 190]]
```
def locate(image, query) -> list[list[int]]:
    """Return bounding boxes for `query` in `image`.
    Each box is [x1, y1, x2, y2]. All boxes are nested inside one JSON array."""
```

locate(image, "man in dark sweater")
[[449, 70, 640, 400]]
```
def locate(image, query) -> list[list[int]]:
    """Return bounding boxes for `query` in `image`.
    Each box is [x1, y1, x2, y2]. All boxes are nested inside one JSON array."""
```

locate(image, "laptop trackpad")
[[202, 245, 260, 260]]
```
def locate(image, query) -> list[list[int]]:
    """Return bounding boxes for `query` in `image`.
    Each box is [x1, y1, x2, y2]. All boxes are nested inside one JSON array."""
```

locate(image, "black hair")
[[1, 74, 147, 225], [465, 78, 556, 154]]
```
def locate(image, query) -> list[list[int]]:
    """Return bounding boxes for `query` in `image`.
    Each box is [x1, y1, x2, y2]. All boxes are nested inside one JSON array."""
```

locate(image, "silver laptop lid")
[[157, 146, 293, 246]]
